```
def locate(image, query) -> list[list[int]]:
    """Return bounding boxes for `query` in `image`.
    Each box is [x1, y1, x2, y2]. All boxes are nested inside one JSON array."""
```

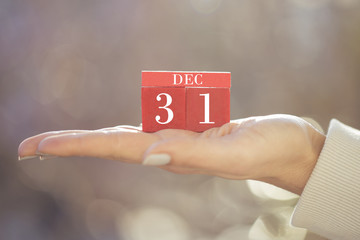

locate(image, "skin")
[[18, 114, 326, 195]]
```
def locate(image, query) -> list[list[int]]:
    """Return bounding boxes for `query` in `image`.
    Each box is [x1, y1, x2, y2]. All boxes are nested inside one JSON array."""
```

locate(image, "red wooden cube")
[[141, 87, 186, 132], [186, 87, 230, 132], [142, 71, 231, 132]]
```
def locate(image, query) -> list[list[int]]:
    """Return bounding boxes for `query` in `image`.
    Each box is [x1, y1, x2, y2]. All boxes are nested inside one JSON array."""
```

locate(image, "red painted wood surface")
[[141, 71, 231, 132], [186, 87, 230, 132]]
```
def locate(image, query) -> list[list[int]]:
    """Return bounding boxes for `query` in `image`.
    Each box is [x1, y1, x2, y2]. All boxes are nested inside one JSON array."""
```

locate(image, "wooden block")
[[141, 87, 186, 132], [186, 87, 230, 132], [141, 71, 231, 132]]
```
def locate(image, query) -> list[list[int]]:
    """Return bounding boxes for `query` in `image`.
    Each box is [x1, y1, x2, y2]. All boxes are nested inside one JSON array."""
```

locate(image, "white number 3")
[[155, 93, 174, 124]]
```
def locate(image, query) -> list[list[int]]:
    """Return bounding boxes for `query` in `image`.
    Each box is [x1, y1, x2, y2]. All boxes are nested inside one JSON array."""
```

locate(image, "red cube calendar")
[[141, 71, 231, 132]]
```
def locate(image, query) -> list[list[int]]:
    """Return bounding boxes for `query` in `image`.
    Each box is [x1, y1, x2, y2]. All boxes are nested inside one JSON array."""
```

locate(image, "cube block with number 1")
[[142, 71, 231, 132]]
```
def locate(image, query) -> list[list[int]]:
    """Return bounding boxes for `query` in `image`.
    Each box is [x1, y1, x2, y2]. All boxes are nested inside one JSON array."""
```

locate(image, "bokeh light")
[[118, 207, 191, 240], [190, 0, 223, 14]]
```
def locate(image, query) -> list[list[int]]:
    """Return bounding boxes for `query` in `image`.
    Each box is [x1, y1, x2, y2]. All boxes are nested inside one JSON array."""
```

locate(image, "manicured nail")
[[39, 154, 58, 161], [143, 154, 171, 166], [18, 155, 38, 161]]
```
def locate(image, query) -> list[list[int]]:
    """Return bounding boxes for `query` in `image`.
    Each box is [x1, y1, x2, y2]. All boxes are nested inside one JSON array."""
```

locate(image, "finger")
[[37, 130, 160, 163], [158, 165, 210, 175], [98, 125, 142, 132], [143, 137, 236, 173], [18, 130, 89, 159], [18, 125, 142, 159]]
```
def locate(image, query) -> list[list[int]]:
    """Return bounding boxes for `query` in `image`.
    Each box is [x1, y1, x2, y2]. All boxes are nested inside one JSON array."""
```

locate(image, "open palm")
[[18, 114, 325, 194]]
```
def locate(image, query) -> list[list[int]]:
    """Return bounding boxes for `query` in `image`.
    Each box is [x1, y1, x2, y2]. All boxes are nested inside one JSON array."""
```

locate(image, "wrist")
[[261, 122, 326, 195], [296, 125, 326, 195]]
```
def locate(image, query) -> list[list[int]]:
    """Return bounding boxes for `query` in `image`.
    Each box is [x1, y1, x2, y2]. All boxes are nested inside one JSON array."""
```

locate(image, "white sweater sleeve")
[[291, 119, 360, 240]]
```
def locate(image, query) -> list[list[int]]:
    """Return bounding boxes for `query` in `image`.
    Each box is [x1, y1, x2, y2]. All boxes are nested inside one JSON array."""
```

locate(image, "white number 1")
[[199, 93, 214, 124]]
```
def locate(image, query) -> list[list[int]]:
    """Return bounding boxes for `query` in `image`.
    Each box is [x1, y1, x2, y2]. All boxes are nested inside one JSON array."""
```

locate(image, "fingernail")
[[143, 154, 171, 166], [38, 154, 58, 161], [18, 155, 38, 161]]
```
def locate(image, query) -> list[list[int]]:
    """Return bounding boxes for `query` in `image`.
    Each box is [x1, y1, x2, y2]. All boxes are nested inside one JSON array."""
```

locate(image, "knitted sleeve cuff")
[[291, 119, 360, 240]]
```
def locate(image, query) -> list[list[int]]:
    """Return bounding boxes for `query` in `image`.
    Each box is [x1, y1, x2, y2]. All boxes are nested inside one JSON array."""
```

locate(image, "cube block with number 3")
[[141, 71, 231, 132]]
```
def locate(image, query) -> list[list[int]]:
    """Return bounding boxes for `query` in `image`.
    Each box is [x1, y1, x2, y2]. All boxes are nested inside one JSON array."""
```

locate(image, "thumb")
[[142, 137, 230, 172]]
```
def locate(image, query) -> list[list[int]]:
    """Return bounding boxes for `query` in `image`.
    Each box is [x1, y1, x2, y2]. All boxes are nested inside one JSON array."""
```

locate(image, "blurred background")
[[1, 0, 360, 239]]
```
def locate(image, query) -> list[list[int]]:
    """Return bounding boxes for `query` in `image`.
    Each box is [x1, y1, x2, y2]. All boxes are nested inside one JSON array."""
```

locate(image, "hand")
[[18, 114, 325, 195]]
